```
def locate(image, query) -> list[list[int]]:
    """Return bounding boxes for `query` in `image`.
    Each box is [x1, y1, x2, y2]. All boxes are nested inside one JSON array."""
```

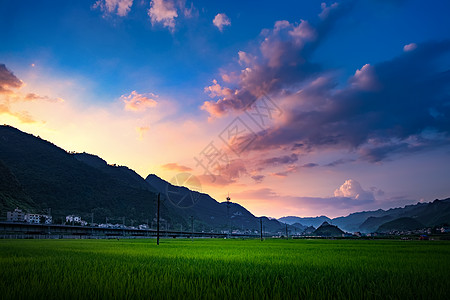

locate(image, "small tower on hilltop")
[[226, 193, 231, 236]]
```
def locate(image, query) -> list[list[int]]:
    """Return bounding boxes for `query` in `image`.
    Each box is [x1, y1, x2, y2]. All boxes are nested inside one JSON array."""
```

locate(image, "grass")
[[0, 238, 449, 299]]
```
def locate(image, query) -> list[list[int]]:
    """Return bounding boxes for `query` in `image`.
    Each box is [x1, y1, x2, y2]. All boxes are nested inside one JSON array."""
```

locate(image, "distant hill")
[[377, 217, 426, 233], [313, 222, 345, 237], [278, 216, 331, 227], [279, 198, 450, 234], [358, 215, 394, 233], [330, 199, 450, 233]]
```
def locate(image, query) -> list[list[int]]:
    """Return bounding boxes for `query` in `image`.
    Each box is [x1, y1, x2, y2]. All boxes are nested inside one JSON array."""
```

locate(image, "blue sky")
[[1, 0, 450, 218]]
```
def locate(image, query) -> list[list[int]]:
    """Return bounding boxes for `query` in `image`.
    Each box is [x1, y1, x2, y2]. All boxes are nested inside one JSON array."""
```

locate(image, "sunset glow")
[[2, 0, 450, 218]]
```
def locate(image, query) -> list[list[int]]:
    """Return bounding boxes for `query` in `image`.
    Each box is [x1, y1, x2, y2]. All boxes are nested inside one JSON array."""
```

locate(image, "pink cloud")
[[350, 64, 380, 91], [334, 179, 375, 201], [213, 13, 231, 32], [93, 0, 133, 17], [403, 43, 417, 52], [148, 0, 178, 30], [121, 91, 157, 112]]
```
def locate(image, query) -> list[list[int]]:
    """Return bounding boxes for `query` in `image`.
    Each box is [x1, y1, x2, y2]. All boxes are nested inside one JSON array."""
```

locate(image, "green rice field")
[[1, 238, 449, 299]]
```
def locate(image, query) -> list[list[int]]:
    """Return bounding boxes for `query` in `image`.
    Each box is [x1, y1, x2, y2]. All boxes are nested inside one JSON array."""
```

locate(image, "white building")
[[7, 208, 26, 222], [25, 214, 41, 224], [66, 215, 87, 226]]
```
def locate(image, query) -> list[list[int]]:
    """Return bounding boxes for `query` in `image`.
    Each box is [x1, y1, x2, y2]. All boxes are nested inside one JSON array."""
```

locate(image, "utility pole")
[[91, 212, 94, 236], [157, 193, 160, 245], [123, 216, 125, 236], [285, 223, 288, 239], [260, 218, 263, 241], [191, 216, 194, 241]]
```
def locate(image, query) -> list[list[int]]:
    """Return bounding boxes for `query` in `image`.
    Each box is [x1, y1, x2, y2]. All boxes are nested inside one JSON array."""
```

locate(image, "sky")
[[1, 0, 450, 218]]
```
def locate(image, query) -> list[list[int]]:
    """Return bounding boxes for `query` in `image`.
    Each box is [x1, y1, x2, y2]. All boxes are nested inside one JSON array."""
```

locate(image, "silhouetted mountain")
[[280, 199, 450, 233], [278, 216, 331, 227], [331, 199, 450, 232], [377, 217, 426, 233], [74, 153, 154, 191], [359, 215, 394, 233], [313, 222, 345, 237], [145, 174, 288, 233], [0, 125, 179, 225]]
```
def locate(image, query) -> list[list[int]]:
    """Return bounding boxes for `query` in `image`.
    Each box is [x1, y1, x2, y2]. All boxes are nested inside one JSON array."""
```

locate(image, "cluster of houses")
[[7, 208, 52, 224], [6, 208, 90, 226]]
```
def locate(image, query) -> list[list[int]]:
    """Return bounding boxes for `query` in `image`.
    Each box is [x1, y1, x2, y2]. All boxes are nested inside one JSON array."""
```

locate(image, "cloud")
[[262, 153, 298, 166], [213, 13, 231, 32], [301, 163, 318, 168], [93, 0, 133, 17], [24, 93, 64, 103], [236, 40, 450, 162], [161, 162, 193, 172], [148, 0, 178, 30], [201, 2, 352, 118], [0, 64, 23, 94], [270, 165, 298, 177], [403, 42, 417, 52], [121, 91, 157, 112], [1, 63, 63, 123], [251, 174, 265, 183], [334, 179, 375, 201], [349, 64, 379, 91], [325, 158, 355, 167], [148, 0, 195, 31]]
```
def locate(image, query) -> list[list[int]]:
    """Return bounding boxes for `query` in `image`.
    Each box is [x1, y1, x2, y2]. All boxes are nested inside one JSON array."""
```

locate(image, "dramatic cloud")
[[93, 0, 133, 17], [213, 13, 231, 32], [334, 179, 375, 201], [202, 2, 351, 118], [238, 40, 450, 162], [161, 162, 193, 172], [121, 91, 157, 112]]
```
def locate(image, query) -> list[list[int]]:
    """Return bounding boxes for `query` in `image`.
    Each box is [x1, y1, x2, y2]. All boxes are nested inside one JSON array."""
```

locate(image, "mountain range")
[[279, 198, 450, 233], [1, 125, 449, 234], [0, 125, 290, 233]]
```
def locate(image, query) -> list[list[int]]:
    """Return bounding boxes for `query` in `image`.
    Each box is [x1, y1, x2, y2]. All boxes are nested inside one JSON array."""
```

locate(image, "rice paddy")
[[0, 238, 449, 299]]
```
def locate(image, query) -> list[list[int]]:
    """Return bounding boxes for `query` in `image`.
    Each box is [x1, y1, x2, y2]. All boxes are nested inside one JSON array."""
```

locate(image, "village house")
[[6, 208, 26, 222]]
